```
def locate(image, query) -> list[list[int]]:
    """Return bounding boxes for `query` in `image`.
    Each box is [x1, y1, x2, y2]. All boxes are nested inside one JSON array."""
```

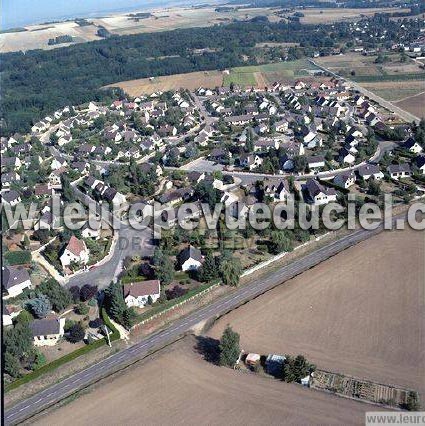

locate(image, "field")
[[0, 6, 283, 53], [107, 70, 225, 97], [298, 8, 410, 24], [395, 92, 425, 118], [34, 336, 380, 426], [109, 59, 321, 95], [208, 228, 425, 398]]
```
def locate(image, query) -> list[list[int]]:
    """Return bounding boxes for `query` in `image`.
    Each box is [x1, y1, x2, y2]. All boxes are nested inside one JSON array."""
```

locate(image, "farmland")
[[208, 228, 425, 398], [33, 336, 377, 426], [109, 59, 321, 95]]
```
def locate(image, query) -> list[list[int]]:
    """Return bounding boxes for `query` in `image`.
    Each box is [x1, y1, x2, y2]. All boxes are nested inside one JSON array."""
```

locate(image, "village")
[[2, 72, 425, 386]]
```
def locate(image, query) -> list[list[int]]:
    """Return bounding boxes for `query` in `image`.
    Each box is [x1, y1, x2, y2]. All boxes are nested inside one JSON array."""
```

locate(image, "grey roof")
[[1, 190, 20, 203], [178, 246, 202, 265], [357, 164, 381, 177], [30, 318, 61, 337], [387, 164, 412, 174], [304, 179, 336, 198], [2, 266, 30, 290]]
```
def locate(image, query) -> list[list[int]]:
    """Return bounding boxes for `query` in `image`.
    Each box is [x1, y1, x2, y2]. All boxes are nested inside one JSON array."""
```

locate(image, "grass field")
[[208, 228, 425, 398]]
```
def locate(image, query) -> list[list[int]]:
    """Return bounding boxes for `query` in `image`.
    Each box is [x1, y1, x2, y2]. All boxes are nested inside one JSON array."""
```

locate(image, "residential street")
[[4, 214, 403, 425]]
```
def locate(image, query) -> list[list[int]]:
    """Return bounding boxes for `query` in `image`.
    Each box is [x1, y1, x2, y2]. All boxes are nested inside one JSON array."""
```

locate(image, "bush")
[[4, 250, 32, 265], [69, 286, 80, 303], [282, 355, 315, 383], [26, 295, 52, 318], [79, 284, 98, 302], [89, 318, 104, 328], [165, 285, 188, 300], [219, 325, 240, 367], [37, 278, 72, 312]]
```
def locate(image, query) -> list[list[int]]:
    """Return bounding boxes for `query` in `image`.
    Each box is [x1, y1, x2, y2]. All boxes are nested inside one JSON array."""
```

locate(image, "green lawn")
[[224, 71, 257, 87]]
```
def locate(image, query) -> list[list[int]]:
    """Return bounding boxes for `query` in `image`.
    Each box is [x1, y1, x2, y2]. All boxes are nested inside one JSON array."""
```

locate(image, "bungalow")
[[123, 280, 161, 308], [334, 171, 355, 189], [49, 167, 66, 186], [263, 179, 291, 202], [158, 188, 193, 206], [177, 246, 203, 271], [387, 164, 412, 180], [60, 235, 90, 268], [402, 137, 423, 154], [356, 164, 384, 181], [274, 120, 289, 133], [1, 190, 21, 206], [1, 172, 20, 188], [34, 183, 52, 197], [224, 115, 253, 126], [51, 156, 67, 170], [102, 187, 127, 208], [209, 148, 229, 162], [30, 317, 66, 346], [187, 171, 205, 185], [303, 179, 337, 206], [1, 156, 22, 170], [2, 266, 32, 299], [254, 138, 279, 152]]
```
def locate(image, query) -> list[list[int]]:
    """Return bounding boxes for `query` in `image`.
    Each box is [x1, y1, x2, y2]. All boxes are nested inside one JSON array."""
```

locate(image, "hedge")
[[5, 309, 118, 392], [135, 281, 218, 324], [4, 250, 31, 265]]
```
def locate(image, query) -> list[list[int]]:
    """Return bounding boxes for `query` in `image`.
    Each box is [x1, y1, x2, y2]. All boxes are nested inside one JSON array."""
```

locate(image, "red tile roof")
[[66, 235, 87, 256]]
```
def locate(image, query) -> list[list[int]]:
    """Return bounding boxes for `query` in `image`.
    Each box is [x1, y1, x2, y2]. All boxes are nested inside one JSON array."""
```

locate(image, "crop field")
[[107, 70, 225, 97], [395, 92, 425, 118], [298, 7, 410, 24], [34, 336, 377, 426], [208, 228, 425, 398]]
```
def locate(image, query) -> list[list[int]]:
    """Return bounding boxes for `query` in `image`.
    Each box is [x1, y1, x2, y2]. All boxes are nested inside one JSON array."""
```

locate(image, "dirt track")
[[208, 228, 425, 397]]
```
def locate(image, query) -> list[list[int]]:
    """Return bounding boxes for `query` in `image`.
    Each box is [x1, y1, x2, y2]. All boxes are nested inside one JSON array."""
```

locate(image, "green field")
[[224, 59, 320, 87]]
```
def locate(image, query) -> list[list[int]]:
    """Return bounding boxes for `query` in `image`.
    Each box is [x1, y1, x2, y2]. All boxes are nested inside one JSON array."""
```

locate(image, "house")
[[2, 266, 32, 299], [209, 148, 229, 162], [102, 187, 127, 208], [3, 305, 13, 327], [303, 179, 337, 206], [51, 156, 67, 170], [263, 179, 291, 202], [177, 246, 203, 271], [414, 156, 425, 175], [1, 190, 21, 206], [334, 171, 355, 189], [274, 120, 289, 133], [1, 172, 20, 188], [81, 221, 101, 239], [30, 317, 66, 346], [339, 148, 356, 165], [123, 280, 161, 308], [387, 164, 412, 180], [187, 171, 205, 185], [356, 164, 384, 181], [60, 235, 90, 268], [402, 137, 423, 154], [239, 154, 262, 170], [1, 156, 21, 170], [307, 155, 325, 170]]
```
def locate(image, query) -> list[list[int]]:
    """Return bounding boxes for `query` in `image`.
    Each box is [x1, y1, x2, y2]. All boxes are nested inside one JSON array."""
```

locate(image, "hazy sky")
[[2, 0, 186, 29]]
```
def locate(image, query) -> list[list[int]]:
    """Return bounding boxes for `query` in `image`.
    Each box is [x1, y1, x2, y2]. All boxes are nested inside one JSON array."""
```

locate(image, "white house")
[[60, 235, 90, 268], [81, 221, 101, 239], [387, 164, 412, 180], [303, 179, 337, 206], [2, 266, 32, 299], [356, 164, 384, 181], [30, 317, 65, 346], [1, 190, 21, 207], [123, 280, 161, 308], [402, 137, 423, 154], [178, 246, 203, 271], [334, 171, 355, 189], [3, 305, 13, 327]]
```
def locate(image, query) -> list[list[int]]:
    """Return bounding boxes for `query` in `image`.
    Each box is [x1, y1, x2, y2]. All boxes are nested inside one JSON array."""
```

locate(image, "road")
[[4, 215, 403, 425], [310, 59, 421, 124]]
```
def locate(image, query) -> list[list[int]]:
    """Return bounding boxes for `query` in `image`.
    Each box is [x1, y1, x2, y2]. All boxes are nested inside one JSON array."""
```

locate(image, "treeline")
[[0, 20, 344, 135]]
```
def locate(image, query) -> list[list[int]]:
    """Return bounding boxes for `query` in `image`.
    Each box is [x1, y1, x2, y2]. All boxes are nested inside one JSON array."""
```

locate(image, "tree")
[[79, 284, 98, 302], [198, 252, 219, 282], [122, 307, 137, 329], [220, 257, 242, 287], [4, 352, 22, 378], [75, 302, 89, 315], [3, 322, 33, 358], [269, 230, 293, 255], [69, 286, 81, 303], [282, 355, 316, 383], [68, 323, 86, 343], [104, 282, 127, 325], [153, 248, 175, 285], [13, 309, 33, 325], [26, 295, 52, 318], [37, 278, 72, 312], [219, 325, 240, 367]]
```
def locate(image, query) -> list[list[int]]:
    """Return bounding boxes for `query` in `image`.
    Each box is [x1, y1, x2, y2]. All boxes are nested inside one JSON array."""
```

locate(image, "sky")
[[2, 0, 188, 29]]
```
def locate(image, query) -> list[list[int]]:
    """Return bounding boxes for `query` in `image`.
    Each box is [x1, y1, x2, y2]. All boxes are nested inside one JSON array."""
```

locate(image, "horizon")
[[1, 0, 197, 30]]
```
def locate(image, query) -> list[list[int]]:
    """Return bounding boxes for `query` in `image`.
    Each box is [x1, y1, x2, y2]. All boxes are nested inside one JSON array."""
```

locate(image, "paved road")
[[4, 216, 404, 425], [310, 59, 421, 124]]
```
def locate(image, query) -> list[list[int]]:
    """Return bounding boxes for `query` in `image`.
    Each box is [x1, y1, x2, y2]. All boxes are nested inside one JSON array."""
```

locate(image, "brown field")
[[299, 8, 410, 24], [395, 92, 425, 118], [107, 70, 224, 96], [208, 228, 425, 398], [359, 80, 425, 102], [34, 336, 381, 426]]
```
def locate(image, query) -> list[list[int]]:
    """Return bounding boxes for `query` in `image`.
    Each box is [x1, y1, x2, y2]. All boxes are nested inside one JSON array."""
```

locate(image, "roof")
[[65, 235, 87, 256], [178, 245, 202, 264], [123, 280, 160, 298], [357, 164, 381, 177], [30, 318, 61, 337], [2, 266, 30, 290], [2, 190, 20, 203], [304, 179, 336, 198], [388, 163, 411, 173]]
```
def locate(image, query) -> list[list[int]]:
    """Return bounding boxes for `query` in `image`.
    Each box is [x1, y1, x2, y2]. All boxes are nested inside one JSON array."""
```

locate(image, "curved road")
[[4, 216, 403, 425]]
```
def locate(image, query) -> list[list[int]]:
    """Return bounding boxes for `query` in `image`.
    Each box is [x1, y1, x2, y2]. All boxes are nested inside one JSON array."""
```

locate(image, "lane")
[[4, 217, 398, 425]]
